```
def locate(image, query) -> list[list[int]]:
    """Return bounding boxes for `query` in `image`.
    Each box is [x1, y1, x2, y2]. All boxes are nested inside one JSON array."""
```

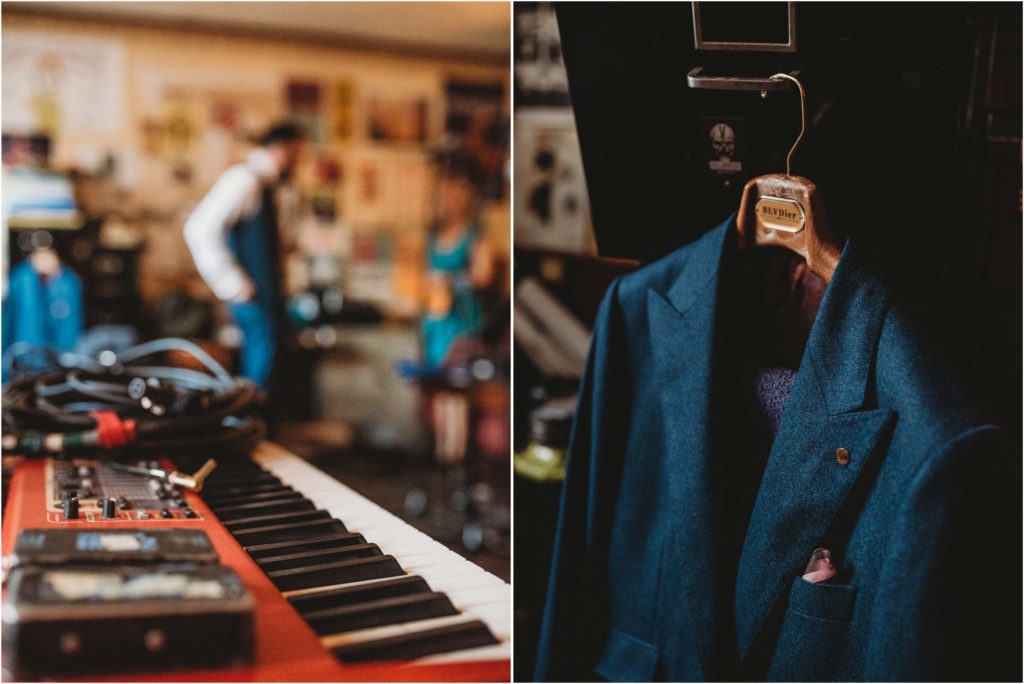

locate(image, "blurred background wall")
[[3, 2, 510, 315]]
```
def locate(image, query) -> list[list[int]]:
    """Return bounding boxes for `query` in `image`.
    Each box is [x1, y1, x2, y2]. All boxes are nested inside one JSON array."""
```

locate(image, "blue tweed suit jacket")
[[534, 216, 1020, 682]]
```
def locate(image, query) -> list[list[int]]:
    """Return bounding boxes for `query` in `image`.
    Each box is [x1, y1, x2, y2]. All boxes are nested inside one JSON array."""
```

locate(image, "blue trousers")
[[229, 300, 279, 390]]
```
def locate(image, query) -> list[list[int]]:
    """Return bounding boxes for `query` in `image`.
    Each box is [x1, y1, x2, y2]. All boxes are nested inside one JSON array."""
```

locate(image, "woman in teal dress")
[[422, 155, 495, 368]]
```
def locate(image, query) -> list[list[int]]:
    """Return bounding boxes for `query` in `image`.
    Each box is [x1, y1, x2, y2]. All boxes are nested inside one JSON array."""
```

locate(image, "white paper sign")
[[2, 30, 125, 135]]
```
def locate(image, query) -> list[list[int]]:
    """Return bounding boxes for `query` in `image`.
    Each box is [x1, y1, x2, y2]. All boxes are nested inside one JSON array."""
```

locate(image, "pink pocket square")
[[802, 547, 838, 583]]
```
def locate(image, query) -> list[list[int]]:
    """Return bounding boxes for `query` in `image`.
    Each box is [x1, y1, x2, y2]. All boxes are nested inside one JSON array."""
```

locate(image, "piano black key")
[[202, 487, 298, 507], [202, 475, 278, 491], [207, 458, 268, 472], [304, 592, 457, 635], [212, 497, 314, 521], [204, 482, 296, 498], [245, 533, 368, 559], [288, 575, 431, 614], [206, 482, 283, 497], [232, 518, 348, 547], [224, 509, 331, 532], [203, 481, 283, 498], [210, 496, 309, 517], [255, 543, 382, 572], [208, 489, 304, 505], [330, 620, 498, 663], [206, 460, 265, 474], [267, 555, 404, 592], [203, 471, 280, 488]]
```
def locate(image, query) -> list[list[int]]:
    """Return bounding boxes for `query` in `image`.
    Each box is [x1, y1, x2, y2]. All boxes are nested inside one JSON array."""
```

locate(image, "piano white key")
[[466, 602, 510, 625], [446, 584, 511, 609], [414, 560, 488, 582], [357, 522, 432, 541], [424, 571, 504, 594], [396, 549, 467, 570], [374, 538, 445, 557]]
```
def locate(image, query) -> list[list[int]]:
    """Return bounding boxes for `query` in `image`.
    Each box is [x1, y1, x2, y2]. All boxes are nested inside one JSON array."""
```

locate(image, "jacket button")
[[835, 447, 850, 465]]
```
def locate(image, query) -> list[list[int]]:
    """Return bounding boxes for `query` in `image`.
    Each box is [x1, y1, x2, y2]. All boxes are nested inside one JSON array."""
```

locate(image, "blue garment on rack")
[[2, 260, 84, 354], [422, 225, 484, 368], [535, 214, 1018, 682]]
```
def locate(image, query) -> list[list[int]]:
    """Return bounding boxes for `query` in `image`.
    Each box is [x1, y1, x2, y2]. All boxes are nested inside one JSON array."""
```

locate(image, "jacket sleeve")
[[534, 278, 629, 681], [865, 424, 1021, 682], [183, 166, 258, 301]]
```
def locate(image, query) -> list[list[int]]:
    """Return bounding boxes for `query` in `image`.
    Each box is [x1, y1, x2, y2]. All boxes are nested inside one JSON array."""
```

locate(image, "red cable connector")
[[89, 411, 137, 449]]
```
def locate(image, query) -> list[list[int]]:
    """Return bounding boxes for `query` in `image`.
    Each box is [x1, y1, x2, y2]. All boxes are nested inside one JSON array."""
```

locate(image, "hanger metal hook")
[[769, 72, 805, 176]]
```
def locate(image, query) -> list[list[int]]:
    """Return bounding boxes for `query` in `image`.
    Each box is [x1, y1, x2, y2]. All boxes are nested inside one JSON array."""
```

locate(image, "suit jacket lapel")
[[648, 222, 730, 678], [734, 240, 896, 660]]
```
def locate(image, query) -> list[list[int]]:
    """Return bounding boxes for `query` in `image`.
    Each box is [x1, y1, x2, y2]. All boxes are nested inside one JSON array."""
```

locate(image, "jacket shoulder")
[[610, 230, 718, 311], [875, 299, 999, 445]]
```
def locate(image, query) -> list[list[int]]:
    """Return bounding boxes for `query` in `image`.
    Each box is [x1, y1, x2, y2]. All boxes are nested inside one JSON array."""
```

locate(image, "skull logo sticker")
[[699, 116, 745, 175], [710, 123, 736, 161]]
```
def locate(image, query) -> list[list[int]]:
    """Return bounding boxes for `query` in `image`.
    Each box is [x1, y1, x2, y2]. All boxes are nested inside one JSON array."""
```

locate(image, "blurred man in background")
[[184, 123, 304, 393]]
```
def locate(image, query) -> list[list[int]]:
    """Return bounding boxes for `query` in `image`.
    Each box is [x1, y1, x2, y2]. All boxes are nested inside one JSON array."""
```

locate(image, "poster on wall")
[[513, 2, 572, 108], [341, 149, 396, 229], [2, 30, 125, 135], [287, 79, 321, 111], [210, 100, 240, 132], [445, 80, 507, 201], [340, 147, 431, 234], [513, 108, 590, 252], [286, 78, 325, 143], [332, 81, 355, 144], [368, 96, 427, 144], [160, 88, 201, 154], [135, 65, 281, 138]]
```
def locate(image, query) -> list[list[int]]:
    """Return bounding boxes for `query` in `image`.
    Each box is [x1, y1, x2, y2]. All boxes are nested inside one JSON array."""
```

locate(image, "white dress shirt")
[[184, 148, 279, 301]]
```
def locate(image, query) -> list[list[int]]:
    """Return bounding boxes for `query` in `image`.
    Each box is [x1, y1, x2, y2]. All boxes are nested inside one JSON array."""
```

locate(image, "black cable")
[[2, 338, 266, 457]]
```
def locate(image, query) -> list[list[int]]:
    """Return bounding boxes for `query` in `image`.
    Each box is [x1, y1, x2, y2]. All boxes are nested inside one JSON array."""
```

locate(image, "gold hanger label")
[[755, 196, 805, 233]]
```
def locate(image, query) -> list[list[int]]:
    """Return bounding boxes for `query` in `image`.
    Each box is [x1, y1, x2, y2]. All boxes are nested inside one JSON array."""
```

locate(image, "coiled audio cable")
[[2, 338, 266, 457]]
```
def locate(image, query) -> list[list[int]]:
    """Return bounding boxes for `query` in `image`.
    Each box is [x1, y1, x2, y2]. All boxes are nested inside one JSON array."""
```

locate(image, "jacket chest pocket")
[[766, 577, 858, 681], [594, 628, 661, 682]]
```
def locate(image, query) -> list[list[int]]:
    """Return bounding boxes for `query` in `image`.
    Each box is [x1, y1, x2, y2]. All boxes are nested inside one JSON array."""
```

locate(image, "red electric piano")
[[1, 442, 510, 681]]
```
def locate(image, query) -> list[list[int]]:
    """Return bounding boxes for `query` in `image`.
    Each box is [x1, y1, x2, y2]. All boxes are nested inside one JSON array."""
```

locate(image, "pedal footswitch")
[[1, 563, 255, 679]]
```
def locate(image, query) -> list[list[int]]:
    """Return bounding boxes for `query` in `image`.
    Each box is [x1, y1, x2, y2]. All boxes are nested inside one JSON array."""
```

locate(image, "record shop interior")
[[0, 2, 511, 680]]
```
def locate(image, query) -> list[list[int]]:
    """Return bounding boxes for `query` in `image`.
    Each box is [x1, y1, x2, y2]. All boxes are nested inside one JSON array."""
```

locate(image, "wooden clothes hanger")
[[736, 74, 842, 283]]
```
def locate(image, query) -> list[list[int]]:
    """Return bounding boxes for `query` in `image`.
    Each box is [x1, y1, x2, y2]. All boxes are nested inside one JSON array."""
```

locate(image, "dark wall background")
[[556, 1, 1022, 432]]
